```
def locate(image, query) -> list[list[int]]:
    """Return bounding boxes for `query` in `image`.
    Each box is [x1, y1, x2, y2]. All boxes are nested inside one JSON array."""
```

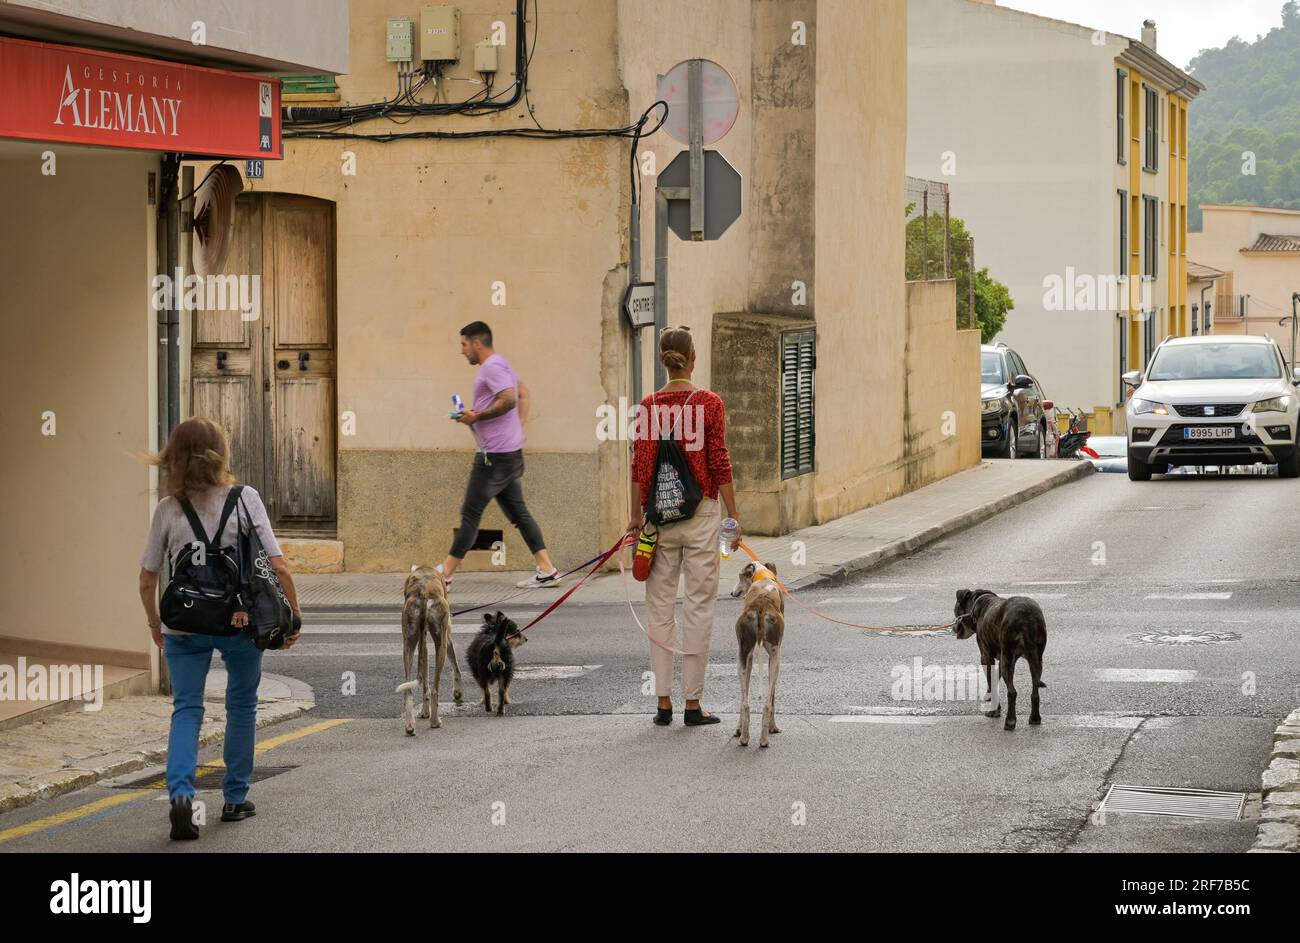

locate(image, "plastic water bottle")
[[719, 518, 739, 558]]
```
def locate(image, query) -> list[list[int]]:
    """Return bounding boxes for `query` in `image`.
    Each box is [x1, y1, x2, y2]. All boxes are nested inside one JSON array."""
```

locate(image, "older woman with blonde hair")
[[139, 417, 301, 840], [629, 326, 739, 727]]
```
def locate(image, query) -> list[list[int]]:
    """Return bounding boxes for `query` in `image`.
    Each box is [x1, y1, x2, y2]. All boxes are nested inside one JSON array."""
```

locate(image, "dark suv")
[[981, 343, 1048, 458]]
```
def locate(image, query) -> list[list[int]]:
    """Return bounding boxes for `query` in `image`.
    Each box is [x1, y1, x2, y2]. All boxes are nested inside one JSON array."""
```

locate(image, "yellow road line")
[[0, 790, 151, 844], [255, 718, 350, 753], [0, 718, 352, 845]]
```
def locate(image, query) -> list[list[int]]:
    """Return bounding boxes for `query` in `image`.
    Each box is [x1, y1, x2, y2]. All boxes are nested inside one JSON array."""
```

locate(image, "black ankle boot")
[[169, 795, 199, 840]]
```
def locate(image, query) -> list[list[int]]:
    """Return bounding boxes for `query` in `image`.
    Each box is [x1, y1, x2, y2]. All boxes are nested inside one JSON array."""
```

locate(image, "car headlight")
[[982, 398, 1003, 415], [1131, 398, 1169, 416], [1252, 395, 1293, 413]]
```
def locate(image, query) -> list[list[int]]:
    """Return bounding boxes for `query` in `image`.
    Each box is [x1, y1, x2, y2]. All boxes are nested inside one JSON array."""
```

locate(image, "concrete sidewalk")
[[0, 667, 313, 817], [297, 458, 1094, 610]]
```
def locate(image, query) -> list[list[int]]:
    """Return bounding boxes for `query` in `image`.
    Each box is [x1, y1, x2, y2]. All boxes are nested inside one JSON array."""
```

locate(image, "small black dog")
[[953, 589, 1047, 731], [466, 611, 518, 716]]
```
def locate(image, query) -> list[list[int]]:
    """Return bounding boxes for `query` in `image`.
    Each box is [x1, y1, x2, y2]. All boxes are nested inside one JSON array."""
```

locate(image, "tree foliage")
[[905, 209, 1013, 343], [1189, 1, 1300, 228]]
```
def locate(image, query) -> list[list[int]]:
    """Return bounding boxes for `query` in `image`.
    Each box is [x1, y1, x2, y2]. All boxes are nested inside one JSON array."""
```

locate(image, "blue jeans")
[[163, 632, 263, 804]]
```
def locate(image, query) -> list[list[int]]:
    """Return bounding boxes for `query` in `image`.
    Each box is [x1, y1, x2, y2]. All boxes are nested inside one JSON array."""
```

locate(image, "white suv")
[[1124, 334, 1300, 481]]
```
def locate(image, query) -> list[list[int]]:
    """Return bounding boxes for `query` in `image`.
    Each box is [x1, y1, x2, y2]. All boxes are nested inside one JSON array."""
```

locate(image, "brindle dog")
[[395, 565, 463, 735], [952, 589, 1047, 731]]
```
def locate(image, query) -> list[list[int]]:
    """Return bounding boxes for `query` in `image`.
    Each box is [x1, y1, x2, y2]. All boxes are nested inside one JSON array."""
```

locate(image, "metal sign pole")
[[630, 186, 642, 404], [655, 183, 691, 390], [688, 59, 705, 241], [654, 187, 670, 389]]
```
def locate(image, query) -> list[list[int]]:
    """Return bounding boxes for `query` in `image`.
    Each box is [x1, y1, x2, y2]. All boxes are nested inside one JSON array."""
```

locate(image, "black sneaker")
[[169, 796, 199, 841], [220, 800, 257, 822]]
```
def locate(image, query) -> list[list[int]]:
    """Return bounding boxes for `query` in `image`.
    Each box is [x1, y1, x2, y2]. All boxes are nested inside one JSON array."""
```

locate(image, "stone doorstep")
[[0, 668, 153, 734], [280, 537, 343, 574], [0, 696, 312, 817]]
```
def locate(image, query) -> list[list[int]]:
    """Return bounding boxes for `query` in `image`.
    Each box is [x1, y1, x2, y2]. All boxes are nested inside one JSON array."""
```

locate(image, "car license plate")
[[1183, 427, 1235, 440]]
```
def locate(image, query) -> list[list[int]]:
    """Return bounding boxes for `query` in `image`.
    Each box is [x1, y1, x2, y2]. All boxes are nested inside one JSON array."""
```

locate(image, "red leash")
[[505, 534, 632, 639]]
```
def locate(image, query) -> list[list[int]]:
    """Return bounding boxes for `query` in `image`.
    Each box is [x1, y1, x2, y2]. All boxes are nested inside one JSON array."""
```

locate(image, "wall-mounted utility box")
[[474, 40, 498, 74], [416, 6, 461, 62], [386, 17, 414, 62]]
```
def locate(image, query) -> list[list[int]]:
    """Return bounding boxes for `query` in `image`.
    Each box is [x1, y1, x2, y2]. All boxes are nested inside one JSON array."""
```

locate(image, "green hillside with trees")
[[1189, 1, 1300, 229]]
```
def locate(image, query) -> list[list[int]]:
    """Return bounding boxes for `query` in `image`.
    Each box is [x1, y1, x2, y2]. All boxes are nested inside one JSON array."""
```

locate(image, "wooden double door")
[[190, 193, 337, 529]]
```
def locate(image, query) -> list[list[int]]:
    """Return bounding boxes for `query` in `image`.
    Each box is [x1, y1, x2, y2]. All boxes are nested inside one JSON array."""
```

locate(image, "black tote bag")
[[237, 499, 298, 650]]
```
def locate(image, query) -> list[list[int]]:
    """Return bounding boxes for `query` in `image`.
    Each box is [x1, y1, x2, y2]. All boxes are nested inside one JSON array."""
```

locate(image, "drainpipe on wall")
[[157, 155, 177, 450], [159, 155, 184, 440]]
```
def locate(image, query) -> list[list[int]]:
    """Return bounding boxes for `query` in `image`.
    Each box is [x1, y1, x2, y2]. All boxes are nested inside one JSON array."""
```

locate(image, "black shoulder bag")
[[647, 390, 704, 526], [159, 486, 244, 635], [237, 498, 298, 650]]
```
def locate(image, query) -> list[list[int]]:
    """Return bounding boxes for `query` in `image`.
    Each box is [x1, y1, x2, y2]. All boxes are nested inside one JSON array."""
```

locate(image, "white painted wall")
[[0, 143, 157, 666], [907, 0, 1155, 413]]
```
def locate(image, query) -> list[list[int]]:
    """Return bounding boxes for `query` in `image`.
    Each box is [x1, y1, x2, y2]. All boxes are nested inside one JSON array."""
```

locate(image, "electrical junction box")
[[386, 17, 414, 62], [474, 40, 498, 74], [417, 6, 461, 62]]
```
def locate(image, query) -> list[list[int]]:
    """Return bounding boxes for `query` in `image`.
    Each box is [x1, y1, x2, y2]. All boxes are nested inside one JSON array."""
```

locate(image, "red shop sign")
[[0, 36, 281, 159]]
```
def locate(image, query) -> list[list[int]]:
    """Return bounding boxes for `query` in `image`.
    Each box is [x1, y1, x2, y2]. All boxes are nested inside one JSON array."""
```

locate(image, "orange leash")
[[734, 540, 957, 634]]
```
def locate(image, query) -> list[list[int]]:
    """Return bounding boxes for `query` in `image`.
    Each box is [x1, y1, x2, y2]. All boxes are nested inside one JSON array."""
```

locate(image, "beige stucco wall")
[[1189, 205, 1300, 341], [906, 280, 982, 486], [618, 0, 755, 391], [0, 145, 157, 669], [191, 0, 952, 566], [214, 0, 632, 571], [814, 0, 911, 520]]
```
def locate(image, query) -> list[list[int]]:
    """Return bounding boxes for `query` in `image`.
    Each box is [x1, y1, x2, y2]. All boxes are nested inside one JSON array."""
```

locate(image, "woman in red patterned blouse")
[[629, 326, 739, 728]]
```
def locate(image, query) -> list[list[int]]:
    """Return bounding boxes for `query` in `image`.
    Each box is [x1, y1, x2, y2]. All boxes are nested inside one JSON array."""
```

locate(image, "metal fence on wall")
[[906, 176, 975, 330]]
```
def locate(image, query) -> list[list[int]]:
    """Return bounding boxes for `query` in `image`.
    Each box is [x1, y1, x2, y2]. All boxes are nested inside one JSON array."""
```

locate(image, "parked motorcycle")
[[1057, 408, 1093, 459]]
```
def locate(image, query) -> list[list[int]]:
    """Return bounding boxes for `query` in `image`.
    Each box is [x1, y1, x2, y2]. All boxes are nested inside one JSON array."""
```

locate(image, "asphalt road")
[[5, 469, 1296, 852]]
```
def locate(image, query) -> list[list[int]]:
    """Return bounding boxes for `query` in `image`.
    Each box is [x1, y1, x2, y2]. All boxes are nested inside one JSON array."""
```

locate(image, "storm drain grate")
[[114, 765, 298, 790], [1099, 784, 1244, 820]]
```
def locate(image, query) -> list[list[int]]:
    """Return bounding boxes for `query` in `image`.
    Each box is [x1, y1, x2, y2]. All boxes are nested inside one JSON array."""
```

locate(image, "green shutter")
[[781, 330, 816, 479], [281, 74, 337, 95]]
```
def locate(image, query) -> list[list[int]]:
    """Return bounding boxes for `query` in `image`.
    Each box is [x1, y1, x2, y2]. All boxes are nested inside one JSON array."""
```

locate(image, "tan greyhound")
[[730, 561, 785, 747]]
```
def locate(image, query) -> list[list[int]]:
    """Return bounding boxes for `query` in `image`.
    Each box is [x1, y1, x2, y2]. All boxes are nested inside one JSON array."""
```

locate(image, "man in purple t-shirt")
[[441, 321, 562, 588]]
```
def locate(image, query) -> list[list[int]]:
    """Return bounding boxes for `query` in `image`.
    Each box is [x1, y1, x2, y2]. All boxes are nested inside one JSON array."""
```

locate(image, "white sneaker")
[[516, 568, 562, 588]]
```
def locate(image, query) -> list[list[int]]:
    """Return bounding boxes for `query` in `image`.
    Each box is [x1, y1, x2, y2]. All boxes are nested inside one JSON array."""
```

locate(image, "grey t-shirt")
[[141, 484, 282, 635]]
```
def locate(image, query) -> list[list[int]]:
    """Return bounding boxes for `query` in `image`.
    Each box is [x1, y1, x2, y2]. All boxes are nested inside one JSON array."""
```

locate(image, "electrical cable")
[[284, 0, 529, 129]]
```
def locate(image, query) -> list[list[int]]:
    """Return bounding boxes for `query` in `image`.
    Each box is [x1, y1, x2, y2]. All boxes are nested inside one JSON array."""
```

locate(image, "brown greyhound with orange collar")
[[731, 561, 785, 747]]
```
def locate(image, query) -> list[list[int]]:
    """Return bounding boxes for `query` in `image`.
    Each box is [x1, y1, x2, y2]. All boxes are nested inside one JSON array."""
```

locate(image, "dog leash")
[[616, 531, 703, 656], [734, 540, 958, 634], [504, 534, 631, 640], [450, 545, 619, 618]]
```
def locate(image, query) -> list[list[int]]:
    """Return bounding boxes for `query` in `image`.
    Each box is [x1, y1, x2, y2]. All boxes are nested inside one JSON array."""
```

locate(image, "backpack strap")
[[177, 497, 212, 548], [176, 484, 244, 551], [214, 485, 244, 549], [650, 386, 705, 440]]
